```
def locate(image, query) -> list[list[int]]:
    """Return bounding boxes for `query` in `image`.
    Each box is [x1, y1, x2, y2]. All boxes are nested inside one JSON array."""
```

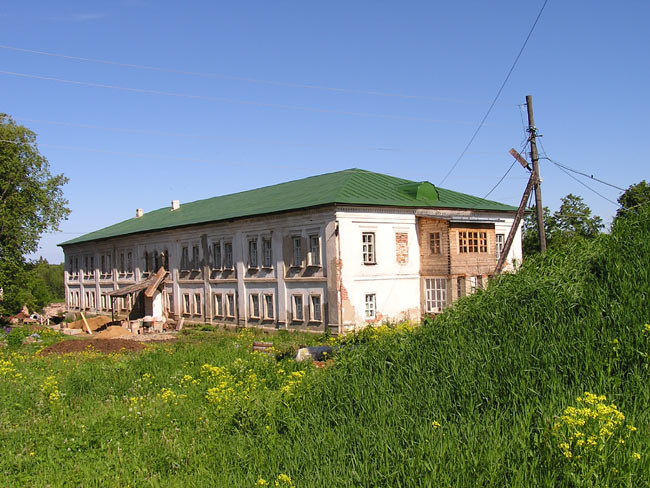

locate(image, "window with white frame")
[[226, 294, 235, 317], [264, 294, 274, 319], [223, 242, 233, 269], [425, 278, 447, 313], [183, 294, 191, 315], [262, 238, 273, 268], [193, 293, 202, 316], [100, 295, 107, 310], [365, 294, 376, 319], [248, 238, 258, 268], [249, 293, 260, 318], [292, 237, 303, 267], [470, 275, 484, 293], [496, 234, 505, 260], [292, 294, 304, 321], [362, 233, 376, 264], [214, 293, 223, 317], [310, 295, 322, 322], [213, 242, 222, 269], [308, 235, 321, 266]]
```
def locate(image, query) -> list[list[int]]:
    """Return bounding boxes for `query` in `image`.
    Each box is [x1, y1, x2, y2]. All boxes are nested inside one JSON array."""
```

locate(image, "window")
[[430, 232, 442, 254], [226, 294, 235, 317], [214, 293, 223, 317], [292, 294, 304, 321], [425, 278, 447, 313], [309, 235, 321, 266], [100, 253, 112, 277], [161, 250, 169, 271], [143, 252, 149, 272], [213, 242, 222, 269], [292, 237, 303, 267], [310, 295, 322, 322], [365, 294, 376, 319], [223, 242, 233, 269], [127, 252, 133, 273], [457, 277, 466, 298], [362, 232, 376, 264], [192, 245, 200, 270], [262, 238, 273, 268], [153, 251, 159, 271], [181, 246, 189, 270], [248, 238, 258, 268], [193, 293, 202, 316], [183, 294, 191, 315], [249, 293, 260, 318], [470, 275, 484, 293], [496, 234, 505, 260], [458, 231, 488, 253], [264, 294, 274, 319]]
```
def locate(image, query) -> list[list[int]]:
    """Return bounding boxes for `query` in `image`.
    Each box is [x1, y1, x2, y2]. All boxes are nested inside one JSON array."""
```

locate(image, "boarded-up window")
[[395, 232, 408, 264]]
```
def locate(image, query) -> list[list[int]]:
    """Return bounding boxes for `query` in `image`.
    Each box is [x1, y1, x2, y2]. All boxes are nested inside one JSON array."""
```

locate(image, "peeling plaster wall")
[[335, 207, 421, 328], [62, 207, 335, 332]]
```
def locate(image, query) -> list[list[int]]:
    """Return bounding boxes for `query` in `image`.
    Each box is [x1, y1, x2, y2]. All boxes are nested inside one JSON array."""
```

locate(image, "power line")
[[0, 138, 523, 180], [0, 44, 501, 105], [0, 70, 496, 126], [552, 163, 619, 206], [483, 137, 530, 199], [543, 158, 625, 191], [536, 137, 625, 191], [438, 0, 549, 186], [14, 116, 505, 155]]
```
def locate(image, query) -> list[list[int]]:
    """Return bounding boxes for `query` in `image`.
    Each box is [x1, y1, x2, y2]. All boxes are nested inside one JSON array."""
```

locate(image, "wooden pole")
[[526, 95, 547, 251], [495, 171, 537, 274]]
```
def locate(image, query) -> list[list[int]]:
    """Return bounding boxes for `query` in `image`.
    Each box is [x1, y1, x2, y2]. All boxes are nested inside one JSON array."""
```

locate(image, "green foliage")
[[1, 259, 65, 314], [616, 180, 650, 221], [0, 114, 70, 314], [1, 208, 650, 486], [523, 193, 603, 255]]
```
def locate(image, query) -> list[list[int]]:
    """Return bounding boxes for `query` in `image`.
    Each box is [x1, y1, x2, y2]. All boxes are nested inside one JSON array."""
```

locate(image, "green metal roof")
[[59, 168, 517, 246]]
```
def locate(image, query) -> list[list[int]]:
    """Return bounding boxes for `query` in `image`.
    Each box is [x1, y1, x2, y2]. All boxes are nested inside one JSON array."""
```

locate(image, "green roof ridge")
[[60, 168, 516, 246]]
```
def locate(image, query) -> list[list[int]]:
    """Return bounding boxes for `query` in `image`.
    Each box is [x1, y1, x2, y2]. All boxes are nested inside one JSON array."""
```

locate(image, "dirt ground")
[[40, 339, 146, 355]]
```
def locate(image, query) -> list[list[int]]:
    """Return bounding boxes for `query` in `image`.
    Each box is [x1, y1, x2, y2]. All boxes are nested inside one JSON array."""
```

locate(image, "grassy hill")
[[1, 207, 649, 487]]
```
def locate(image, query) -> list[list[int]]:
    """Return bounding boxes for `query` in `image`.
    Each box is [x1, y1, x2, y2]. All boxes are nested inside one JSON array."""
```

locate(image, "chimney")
[[171, 200, 180, 211], [136, 208, 144, 218]]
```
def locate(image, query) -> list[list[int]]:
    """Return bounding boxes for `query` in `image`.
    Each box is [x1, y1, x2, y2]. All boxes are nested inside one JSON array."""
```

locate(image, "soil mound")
[[94, 326, 134, 339], [67, 315, 112, 331], [40, 339, 145, 355]]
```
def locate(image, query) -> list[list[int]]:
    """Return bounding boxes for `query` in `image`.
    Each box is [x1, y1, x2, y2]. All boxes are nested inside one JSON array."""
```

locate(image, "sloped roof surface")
[[60, 168, 516, 246]]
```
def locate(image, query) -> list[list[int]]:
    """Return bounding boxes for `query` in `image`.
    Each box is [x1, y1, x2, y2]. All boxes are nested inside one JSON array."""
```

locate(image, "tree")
[[0, 114, 70, 314], [615, 180, 650, 221], [522, 194, 604, 255]]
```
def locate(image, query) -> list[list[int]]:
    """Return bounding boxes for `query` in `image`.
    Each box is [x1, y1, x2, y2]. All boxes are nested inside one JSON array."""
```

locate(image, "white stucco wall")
[[336, 208, 421, 328]]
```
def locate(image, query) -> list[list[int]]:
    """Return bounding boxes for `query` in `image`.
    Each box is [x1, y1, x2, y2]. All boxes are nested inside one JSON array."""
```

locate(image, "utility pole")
[[526, 95, 547, 251]]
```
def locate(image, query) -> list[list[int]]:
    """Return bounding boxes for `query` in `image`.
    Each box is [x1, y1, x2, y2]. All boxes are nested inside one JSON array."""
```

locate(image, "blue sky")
[[1, 1, 648, 263]]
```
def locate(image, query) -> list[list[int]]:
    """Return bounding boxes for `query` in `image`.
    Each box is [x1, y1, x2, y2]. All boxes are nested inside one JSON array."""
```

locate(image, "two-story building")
[[59, 168, 522, 333]]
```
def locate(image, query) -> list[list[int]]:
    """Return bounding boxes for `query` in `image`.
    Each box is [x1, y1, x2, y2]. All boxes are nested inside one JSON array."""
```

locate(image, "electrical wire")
[[14, 116, 503, 155], [551, 163, 619, 206], [0, 70, 493, 126], [438, 0, 549, 186], [0, 44, 500, 105]]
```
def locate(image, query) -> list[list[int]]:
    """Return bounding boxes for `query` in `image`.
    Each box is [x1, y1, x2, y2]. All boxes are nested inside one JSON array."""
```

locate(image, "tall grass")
[[1, 208, 649, 487]]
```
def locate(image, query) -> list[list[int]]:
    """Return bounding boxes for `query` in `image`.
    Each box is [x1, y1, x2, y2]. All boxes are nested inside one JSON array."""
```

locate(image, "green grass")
[[1, 208, 649, 487]]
